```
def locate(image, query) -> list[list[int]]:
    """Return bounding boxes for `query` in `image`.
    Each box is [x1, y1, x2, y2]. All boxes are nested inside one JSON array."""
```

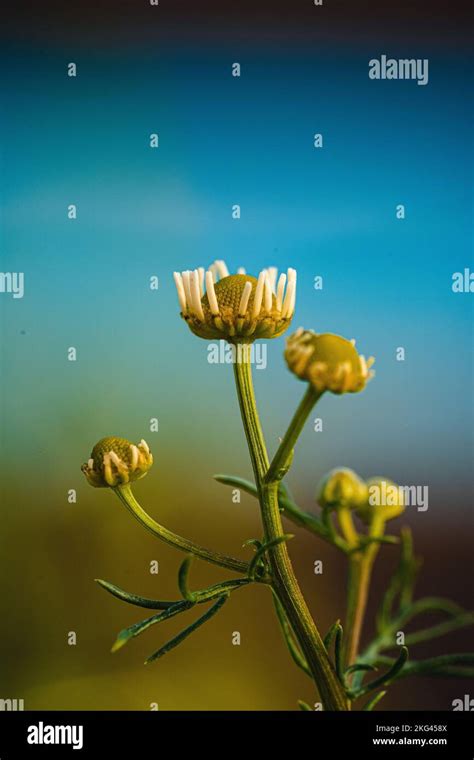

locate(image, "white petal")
[[129, 444, 139, 471], [209, 262, 219, 281], [103, 453, 115, 486], [282, 269, 297, 317], [173, 272, 187, 313], [215, 260, 229, 278], [190, 269, 204, 320], [276, 273, 286, 312], [88, 458, 94, 471], [264, 272, 273, 311], [181, 271, 193, 312], [238, 281, 252, 315], [237, 266, 246, 274], [281, 274, 294, 317], [198, 267, 205, 297], [266, 267, 278, 292], [205, 271, 220, 315], [251, 271, 265, 318], [288, 275, 297, 316], [108, 450, 121, 467]]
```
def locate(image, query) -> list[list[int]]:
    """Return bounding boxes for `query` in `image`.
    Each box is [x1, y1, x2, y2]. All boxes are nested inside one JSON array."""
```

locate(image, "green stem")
[[232, 346, 269, 486], [338, 506, 359, 548], [344, 554, 374, 668], [233, 348, 348, 711], [113, 484, 249, 575], [344, 516, 384, 667], [266, 385, 323, 482]]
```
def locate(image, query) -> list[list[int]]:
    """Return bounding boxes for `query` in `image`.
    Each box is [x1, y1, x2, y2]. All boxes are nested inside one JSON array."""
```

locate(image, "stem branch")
[[113, 484, 249, 575], [266, 386, 323, 482]]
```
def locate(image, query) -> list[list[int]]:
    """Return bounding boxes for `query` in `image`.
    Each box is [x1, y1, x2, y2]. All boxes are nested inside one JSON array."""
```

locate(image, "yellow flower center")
[[91, 436, 134, 474]]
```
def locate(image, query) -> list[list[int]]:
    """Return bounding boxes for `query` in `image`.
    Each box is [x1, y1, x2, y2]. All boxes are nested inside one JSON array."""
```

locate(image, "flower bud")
[[355, 477, 406, 524], [81, 436, 153, 488], [285, 330, 374, 394], [317, 467, 368, 510]]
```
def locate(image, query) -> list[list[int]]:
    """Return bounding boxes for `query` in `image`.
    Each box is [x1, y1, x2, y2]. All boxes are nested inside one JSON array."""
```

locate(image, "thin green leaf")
[[396, 597, 465, 629], [334, 624, 344, 681], [351, 647, 408, 698], [95, 579, 174, 610], [375, 599, 469, 653], [145, 594, 228, 664], [272, 593, 311, 678], [193, 578, 251, 602], [345, 663, 378, 676], [248, 534, 294, 580], [363, 691, 387, 711], [214, 474, 257, 497], [324, 619, 341, 651], [404, 613, 474, 646], [297, 700, 313, 711], [376, 527, 420, 633], [111, 600, 194, 653], [98, 578, 249, 617], [376, 576, 401, 635], [178, 555, 196, 601], [242, 538, 263, 551], [398, 653, 474, 678]]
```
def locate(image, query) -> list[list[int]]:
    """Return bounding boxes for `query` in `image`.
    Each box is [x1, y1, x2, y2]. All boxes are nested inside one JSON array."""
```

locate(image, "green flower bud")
[[285, 330, 374, 394], [356, 477, 406, 524], [81, 436, 153, 488], [317, 467, 368, 510], [173, 261, 296, 343]]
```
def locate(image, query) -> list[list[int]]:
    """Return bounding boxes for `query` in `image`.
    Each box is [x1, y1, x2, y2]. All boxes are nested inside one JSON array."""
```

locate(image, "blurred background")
[[1, 0, 472, 710]]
